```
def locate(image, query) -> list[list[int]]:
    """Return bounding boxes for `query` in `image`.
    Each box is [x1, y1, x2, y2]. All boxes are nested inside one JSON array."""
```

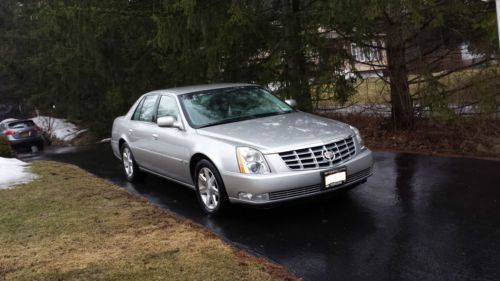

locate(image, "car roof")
[[1, 119, 33, 125], [0, 118, 18, 124], [0, 118, 19, 125], [156, 83, 257, 96]]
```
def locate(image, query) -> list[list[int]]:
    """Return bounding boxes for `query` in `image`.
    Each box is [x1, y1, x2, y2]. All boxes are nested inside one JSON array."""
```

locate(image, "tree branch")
[[409, 58, 491, 84]]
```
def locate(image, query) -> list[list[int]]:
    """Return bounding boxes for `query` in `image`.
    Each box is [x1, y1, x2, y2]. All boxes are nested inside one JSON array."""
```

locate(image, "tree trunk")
[[385, 24, 414, 130], [282, 0, 312, 111]]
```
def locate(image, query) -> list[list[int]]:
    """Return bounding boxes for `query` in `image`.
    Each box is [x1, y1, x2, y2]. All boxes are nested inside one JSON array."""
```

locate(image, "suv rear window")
[[8, 120, 35, 129]]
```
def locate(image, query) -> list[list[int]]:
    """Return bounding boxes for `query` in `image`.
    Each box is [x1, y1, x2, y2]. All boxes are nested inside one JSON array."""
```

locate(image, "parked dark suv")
[[0, 119, 44, 151]]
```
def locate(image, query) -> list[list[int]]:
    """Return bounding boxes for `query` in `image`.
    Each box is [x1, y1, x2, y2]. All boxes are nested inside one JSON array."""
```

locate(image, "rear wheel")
[[36, 141, 44, 151], [194, 160, 229, 216], [121, 143, 142, 182]]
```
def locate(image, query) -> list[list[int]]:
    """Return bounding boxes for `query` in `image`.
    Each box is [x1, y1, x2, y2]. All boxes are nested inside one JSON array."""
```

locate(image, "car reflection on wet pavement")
[[25, 143, 500, 281]]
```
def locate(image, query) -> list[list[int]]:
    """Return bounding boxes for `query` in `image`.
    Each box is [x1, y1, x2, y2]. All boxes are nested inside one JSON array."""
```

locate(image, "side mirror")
[[157, 116, 184, 130], [285, 99, 297, 108], [157, 116, 175, 127]]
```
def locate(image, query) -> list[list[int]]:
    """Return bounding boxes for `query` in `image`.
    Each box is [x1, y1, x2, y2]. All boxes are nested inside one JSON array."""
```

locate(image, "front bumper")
[[221, 149, 373, 205]]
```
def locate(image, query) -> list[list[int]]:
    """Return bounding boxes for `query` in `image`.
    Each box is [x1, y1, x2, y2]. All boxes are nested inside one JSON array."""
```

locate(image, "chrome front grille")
[[268, 167, 372, 201], [278, 136, 356, 170]]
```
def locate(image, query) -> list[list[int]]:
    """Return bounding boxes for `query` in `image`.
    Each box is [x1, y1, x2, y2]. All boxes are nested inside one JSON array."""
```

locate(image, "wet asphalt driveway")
[[25, 144, 500, 281]]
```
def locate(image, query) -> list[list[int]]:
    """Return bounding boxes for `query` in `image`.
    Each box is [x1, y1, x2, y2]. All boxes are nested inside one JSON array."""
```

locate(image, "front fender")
[[189, 135, 240, 174]]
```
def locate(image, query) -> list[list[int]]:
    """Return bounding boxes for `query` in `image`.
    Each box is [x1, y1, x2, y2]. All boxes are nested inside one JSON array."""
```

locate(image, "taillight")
[[2, 130, 14, 136], [34, 126, 42, 132]]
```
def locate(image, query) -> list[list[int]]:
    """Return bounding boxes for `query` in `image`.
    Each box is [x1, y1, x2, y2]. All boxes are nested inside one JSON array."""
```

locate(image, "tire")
[[194, 159, 229, 216], [121, 143, 143, 182], [37, 141, 44, 151]]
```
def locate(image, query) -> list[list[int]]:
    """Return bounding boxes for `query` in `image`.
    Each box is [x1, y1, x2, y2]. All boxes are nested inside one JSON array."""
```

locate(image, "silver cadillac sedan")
[[111, 84, 373, 215]]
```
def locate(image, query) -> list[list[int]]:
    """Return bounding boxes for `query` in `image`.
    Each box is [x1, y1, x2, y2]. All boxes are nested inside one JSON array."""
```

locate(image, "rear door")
[[148, 94, 191, 183], [128, 94, 159, 170], [125, 96, 146, 148]]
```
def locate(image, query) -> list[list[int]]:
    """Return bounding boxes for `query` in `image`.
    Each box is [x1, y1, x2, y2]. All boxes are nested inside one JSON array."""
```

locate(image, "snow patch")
[[31, 116, 87, 142], [98, 138, 111, 143], [0, 157, 37, 189]]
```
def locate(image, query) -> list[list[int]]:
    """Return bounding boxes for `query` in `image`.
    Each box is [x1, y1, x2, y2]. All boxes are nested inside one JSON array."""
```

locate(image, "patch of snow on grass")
[[0, 157, 37, 189], [31, 116, 87, 142], [98, 138, 111, 143]]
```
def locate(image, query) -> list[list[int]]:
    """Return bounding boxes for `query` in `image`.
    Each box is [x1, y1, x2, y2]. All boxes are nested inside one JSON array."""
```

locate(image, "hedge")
[[0, 136, 12, 158]]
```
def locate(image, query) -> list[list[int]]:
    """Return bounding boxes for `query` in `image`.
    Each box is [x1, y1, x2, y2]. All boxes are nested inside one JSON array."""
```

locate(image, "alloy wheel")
[[122, 147, 134, 177], [197, 167, 220, 210]]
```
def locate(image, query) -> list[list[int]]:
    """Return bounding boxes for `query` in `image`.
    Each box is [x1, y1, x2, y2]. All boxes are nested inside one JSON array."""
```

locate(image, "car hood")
[[196, 112, 353, 153]]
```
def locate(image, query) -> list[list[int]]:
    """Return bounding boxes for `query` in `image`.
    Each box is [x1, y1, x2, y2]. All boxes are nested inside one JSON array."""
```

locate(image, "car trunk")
[[8, 120, 40, 139]]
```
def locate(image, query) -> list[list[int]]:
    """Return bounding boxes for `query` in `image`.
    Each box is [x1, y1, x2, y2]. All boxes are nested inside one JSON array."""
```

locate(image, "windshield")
[[179, 86, 294, 128]]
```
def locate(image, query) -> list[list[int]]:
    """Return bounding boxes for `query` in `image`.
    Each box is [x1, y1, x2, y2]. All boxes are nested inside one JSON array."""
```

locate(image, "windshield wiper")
[[246, 111, 292, 119], [198, 116, 253, 128], [198, 111, 292, 128]]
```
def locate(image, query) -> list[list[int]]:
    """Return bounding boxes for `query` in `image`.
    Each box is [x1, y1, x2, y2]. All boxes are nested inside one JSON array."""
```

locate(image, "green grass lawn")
[[0, 161, 296, 281]]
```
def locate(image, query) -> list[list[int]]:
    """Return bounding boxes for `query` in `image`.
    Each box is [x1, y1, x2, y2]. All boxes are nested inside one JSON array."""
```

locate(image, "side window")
[[157, 95, 179, 120], [138, 95, 158, 122], [132, 97, 145, 121]]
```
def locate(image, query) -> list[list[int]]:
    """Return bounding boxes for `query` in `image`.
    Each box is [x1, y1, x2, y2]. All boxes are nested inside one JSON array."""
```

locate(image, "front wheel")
[[121, 143, 142, 182], [194, 159, 229, 216]]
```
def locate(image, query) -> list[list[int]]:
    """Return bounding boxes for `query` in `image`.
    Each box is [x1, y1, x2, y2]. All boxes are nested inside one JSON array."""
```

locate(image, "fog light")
[[239, 192, 253, 200], [238, 192, 270, 202]]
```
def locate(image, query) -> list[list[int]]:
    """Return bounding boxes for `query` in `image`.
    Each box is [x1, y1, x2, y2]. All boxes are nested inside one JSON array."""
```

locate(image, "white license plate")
[[323, 169, 346, 189]]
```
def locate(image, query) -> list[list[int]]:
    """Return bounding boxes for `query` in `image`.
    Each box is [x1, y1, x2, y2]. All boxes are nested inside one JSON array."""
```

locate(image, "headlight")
[[350, 126, 365, 149], [236, 147, 270, 174]]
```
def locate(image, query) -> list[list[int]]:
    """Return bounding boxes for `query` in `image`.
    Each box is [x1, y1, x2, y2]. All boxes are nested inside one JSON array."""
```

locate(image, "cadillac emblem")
[[322, 149, 335, 161]]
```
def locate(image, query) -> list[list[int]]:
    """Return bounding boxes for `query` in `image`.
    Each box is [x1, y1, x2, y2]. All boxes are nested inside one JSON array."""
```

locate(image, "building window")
[[350, 43, 380, 62]]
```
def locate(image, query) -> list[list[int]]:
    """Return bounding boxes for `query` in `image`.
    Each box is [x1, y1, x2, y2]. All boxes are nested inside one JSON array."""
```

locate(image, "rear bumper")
[[222, 149, 373, 205], [8, 136, 44, 147]]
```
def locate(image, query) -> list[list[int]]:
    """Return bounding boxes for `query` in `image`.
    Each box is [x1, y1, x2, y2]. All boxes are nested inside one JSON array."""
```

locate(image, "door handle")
[[152, 133, 159, 140], [128, 129, 133, 134]]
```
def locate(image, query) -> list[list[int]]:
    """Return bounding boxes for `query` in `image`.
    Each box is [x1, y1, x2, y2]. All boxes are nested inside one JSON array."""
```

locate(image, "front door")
[[149, 95, 191, 184]]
